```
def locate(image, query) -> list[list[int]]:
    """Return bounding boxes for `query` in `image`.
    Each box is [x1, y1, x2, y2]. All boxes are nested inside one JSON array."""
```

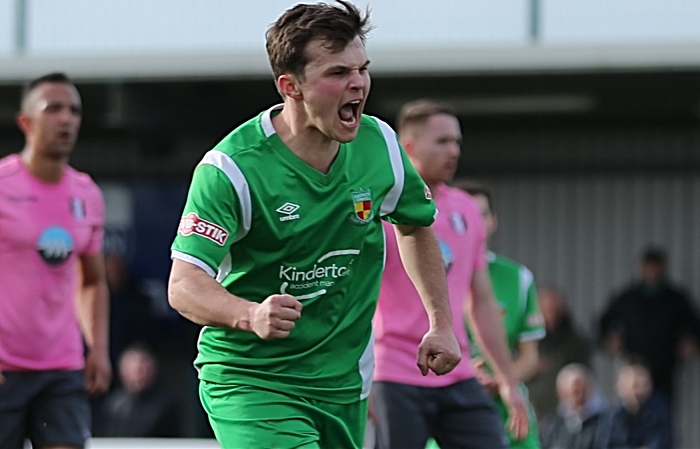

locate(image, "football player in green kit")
[[460, 181, 546, 449], [167, 2, 461, 448]]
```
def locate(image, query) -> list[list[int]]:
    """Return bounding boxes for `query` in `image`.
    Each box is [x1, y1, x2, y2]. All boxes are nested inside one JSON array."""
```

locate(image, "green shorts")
[[200, 380, 368, 449]]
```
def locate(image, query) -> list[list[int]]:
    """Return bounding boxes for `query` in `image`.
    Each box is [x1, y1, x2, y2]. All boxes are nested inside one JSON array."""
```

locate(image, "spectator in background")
[[460, 181, 545, 449], [539, 364, 607, 449], [600, 358, 673, 449], [599, 246, 700, 403], [94, 343, 181, 438], [0, 72, 111, 449], [105, 251, 155, 381], [527, 286, 592, 421]]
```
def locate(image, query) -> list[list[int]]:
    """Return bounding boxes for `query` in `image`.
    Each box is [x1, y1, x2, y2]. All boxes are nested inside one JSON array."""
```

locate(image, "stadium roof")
[[2, 43, 700, 84]]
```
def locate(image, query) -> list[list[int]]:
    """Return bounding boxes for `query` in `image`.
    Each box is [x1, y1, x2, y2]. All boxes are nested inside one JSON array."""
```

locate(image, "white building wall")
[[3, 0, 700, 80]]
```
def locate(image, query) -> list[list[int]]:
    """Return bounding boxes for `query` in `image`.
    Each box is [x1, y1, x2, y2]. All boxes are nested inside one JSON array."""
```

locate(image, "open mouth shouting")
[[339, 99, 361, 128]]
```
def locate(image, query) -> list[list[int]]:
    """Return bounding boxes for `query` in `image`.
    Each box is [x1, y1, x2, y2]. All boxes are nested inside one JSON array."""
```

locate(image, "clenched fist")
[[417, 328, 461, 376], [251, 294, 303, 340]]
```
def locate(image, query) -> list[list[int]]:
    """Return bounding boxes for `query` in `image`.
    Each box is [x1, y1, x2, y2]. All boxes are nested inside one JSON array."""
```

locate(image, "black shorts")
[[372, 378, 507, 449], [0, 370, 90, 449]]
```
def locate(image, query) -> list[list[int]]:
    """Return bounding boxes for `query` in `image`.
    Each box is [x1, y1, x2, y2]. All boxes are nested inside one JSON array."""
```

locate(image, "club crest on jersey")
[[348, 189, 374, 225], [70, 197, 85, 221], [424, 184, 433, 200], [449, 212, 467, 235], [178, 212, 229, 246]]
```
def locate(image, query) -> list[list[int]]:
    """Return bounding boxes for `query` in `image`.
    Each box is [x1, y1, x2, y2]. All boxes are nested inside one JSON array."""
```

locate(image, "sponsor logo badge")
[[348, 189, 374, 225], [528, 313, 545, 327], [178, 212, 229, 246], [276, 202, 300, 222], [37, 226, 74, 266], [278, 249, 360, 301]]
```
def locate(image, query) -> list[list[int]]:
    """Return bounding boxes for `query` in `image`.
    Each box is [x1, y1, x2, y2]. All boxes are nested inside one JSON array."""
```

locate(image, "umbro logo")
[[276, 202, 300, 222]]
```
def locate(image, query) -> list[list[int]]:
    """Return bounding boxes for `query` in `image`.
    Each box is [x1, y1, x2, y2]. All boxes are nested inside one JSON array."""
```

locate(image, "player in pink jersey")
[[371, 100, 528, 449], [0, 73, 110, 449]]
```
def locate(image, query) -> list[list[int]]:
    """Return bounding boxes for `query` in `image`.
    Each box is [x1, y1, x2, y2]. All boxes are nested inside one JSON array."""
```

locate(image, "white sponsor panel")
[[178, 212, 229, 246]]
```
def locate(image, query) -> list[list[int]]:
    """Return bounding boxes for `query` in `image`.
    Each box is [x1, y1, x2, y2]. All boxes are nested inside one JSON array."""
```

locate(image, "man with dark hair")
[[0, 72, 111, 449], [168, 3, 460, 448], [599, 246, 700, 402], [372, 100, 529, 449]]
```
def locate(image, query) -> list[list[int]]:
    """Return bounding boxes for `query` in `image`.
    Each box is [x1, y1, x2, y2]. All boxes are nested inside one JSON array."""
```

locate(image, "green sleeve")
[[171, 163, 241, 273], [520, 274, 546, 341], [383, 146, 436, 227]]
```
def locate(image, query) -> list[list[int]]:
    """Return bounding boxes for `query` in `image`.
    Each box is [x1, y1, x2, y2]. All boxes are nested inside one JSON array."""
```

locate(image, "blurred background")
[[2, 0, 700, 447]]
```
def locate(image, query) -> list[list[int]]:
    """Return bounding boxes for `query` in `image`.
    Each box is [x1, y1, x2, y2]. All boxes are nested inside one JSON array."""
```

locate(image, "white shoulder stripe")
[[519, 266, 534, 313], [199, 150, 251, 242], [373, 117, 404, 216], [171, 251, 217, 278], [261, 104, 284, 137]]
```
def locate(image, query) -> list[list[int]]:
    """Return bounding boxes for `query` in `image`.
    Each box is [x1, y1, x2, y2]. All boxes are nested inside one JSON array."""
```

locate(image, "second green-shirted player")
[[467, 251, 546, 448], [458, 182, 546, 449]]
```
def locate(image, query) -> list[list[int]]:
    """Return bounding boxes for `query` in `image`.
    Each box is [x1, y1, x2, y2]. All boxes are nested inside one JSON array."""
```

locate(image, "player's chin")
[[333, 127, 360, 143]]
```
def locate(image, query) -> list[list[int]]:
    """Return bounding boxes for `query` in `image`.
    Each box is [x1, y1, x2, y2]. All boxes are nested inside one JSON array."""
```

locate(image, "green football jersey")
[[468, 251, 545, 360], [171, 105, 436, 404]]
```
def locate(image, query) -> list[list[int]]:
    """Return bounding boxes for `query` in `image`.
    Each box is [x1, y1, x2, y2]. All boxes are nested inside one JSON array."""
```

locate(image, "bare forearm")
[[513, 341, 539, 382], [469, 309, 515, 382], [168, 260, 255, 330], [77, 280, 109, 353], [395, 225, 452, 328], [466, 276, 518, 386]]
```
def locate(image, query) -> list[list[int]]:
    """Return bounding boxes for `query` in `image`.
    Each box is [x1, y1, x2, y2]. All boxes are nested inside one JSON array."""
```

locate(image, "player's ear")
[[401, 138, 414, 156], [278, 74, 303, 100], [16, 112, 31, 135]]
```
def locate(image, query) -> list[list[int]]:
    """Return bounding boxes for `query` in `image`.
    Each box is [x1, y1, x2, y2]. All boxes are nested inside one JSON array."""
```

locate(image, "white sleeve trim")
[[199, 150, 252, 242], [373, 117, 405, 216], [519, 265, 534, 314], [171, 250, 217, 278], [519, 329, 546, 342]]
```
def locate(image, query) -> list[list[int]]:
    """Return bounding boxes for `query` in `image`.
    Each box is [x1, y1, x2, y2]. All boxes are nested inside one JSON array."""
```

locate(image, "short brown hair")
[[265, 0, 372, 81], [396, 99, 456, 138]]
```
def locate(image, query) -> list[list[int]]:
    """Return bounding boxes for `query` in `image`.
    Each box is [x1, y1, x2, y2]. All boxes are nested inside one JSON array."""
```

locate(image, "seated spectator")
[[600, 358, 674, 449], [539, 364, 607, 449], [527, 286, 592, 421], [105, 251, 157, 378], [94, 343, 182, 437]]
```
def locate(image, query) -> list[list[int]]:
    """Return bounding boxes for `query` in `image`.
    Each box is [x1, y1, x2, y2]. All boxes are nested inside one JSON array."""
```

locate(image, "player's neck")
[[20, 146, 67, 184], [273, 108, 339, 174]]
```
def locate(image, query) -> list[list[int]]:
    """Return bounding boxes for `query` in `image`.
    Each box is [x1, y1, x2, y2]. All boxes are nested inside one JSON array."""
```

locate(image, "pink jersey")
[[0, 154, 104, 371], [374, 183, 487, 386]]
